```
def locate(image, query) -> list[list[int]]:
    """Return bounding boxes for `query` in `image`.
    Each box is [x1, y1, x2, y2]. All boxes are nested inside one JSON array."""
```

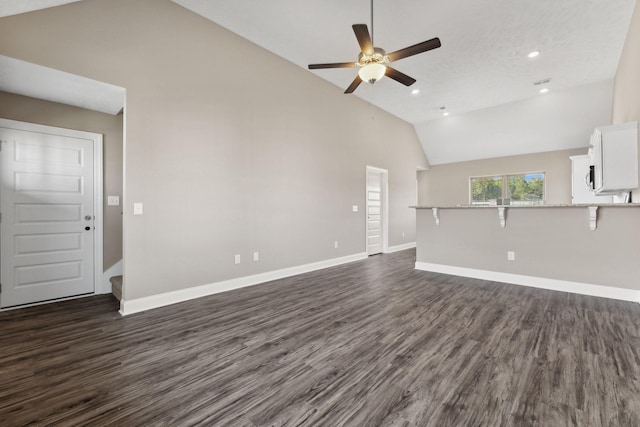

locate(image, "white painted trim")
[[93, 130, 104, 297], [415, 262, 640, 303], [0, 118, 104, 306], [100, 259, 123, 294], [384, 242, 416, 253], [0, 293, 96, 312], [120, 252, 368, 316], [121, 91, 128, 304]]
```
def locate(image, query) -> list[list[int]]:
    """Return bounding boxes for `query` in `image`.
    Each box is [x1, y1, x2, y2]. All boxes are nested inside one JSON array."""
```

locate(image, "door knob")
[[85, 226, 91, 231]]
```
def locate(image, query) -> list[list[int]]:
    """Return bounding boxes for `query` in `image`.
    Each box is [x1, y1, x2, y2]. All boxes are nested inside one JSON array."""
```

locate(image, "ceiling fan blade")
[[385, 67, 416, 86], [387, 37, 441, 62], [308, 62, 357, 70], [352, 24, 374, 56], [344, 75, 363, 94]]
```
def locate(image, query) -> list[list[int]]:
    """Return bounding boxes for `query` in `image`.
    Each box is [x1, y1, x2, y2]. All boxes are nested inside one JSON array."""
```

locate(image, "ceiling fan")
[[308, 0, 441, 94]]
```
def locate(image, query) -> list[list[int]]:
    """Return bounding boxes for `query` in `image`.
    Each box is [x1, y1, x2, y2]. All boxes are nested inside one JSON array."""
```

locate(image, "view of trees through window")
[[471, 173, 544, 205]]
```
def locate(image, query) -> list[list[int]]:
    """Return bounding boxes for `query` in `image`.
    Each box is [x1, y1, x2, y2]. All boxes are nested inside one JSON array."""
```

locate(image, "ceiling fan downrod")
[[370, 0, 374, 46]]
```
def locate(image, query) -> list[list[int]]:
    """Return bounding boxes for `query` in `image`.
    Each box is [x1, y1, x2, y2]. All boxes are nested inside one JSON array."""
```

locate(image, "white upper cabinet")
[[590, 122, 638, 195]]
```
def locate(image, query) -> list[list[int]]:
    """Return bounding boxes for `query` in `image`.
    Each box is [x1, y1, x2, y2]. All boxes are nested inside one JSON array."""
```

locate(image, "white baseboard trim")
[[120, 252, 368, 316], [385, 242, 416, 253], [99, 259, 122, 294], [414, 262, 640, 303]]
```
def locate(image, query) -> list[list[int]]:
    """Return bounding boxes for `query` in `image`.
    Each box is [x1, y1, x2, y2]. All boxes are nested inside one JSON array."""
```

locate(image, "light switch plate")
[[133, 203, 143, 215], [352, 205, 358, 212], [107, 196, 120, 206]]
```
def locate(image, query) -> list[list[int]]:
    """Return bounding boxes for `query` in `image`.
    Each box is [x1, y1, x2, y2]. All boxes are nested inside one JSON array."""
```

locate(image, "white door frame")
[[366, 165, 389, 254], [0, 118, 104, 306]]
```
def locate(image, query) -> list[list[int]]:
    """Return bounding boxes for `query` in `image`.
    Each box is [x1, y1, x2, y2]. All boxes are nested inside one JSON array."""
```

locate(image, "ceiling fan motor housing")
[[358, 47, 388, 66]]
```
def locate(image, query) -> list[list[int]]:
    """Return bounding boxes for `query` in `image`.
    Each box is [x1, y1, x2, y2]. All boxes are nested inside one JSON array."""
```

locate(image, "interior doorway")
[[0, 119, 103, 308], [366, 166, 388, 256]]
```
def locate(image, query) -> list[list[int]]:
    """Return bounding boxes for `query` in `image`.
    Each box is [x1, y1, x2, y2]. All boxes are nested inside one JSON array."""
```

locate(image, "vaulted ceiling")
[[171, 0, 635, 124], [0, 0, 636, 163]]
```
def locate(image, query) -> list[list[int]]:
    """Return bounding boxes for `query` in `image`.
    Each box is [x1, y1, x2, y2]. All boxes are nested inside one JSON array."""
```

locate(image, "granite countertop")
[[411, 203, 640, 209]]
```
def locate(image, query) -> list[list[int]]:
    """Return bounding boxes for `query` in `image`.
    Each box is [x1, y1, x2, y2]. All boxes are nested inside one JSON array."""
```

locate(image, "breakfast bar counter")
[[412, 204, 640, 301]]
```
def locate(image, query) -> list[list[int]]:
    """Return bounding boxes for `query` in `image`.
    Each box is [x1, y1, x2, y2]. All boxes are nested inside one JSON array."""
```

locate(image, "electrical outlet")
[[253, 251, 259, 261], [352, 205, 358, 212], [507, 251, 515, 261], [234, 254, 241, 264], [133, 203, 143, 215], [334, 241, 338, 249], [402, 231, 405, 238]]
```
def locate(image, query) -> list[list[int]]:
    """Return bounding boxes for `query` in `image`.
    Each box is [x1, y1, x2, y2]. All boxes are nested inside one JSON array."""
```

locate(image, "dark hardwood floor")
[[1, 249, 639, 426]]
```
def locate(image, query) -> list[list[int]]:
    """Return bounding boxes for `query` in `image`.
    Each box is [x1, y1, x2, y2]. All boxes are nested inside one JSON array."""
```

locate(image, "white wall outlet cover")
[[253, 251, 259, 261], [234, 254, 241, 264], [334, 241, 339, 248], [507, 251, 515, 261], [133, 202, 143, 215], [352, 205, 358, 212], [107, 196, 120, 206]]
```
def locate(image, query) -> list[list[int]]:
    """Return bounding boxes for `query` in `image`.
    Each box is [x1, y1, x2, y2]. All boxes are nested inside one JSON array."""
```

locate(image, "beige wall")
[[612, 0, 640, 202], [0, 0, 428, 300], [0, 91, 123, 270], [417, 148, 586, 206], [416, 207, 640, 290]]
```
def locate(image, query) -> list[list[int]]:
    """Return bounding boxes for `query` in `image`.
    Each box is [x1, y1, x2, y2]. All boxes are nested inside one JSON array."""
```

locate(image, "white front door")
[[367, 169, 383, 255], [0, 123, 100, 308]]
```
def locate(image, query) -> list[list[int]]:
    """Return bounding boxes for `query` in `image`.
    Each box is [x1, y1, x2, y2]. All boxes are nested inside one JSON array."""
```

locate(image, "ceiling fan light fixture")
[[358, 63, 386, 84]]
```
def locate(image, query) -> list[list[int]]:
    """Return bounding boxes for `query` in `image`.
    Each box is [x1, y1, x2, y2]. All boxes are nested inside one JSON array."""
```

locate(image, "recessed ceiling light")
[[411, 89, 420, 95], [443, 111, 450, 116], [539, 88, 549, 94], [528, 50, 540, 58]]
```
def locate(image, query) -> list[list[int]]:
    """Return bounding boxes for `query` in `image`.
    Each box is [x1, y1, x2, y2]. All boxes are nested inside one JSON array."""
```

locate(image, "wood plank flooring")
[[1, 249, 639, 426]]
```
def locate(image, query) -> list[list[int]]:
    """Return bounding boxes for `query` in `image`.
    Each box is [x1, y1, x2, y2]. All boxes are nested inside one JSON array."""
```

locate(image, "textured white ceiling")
[[0, 0, 80, 17], [0, 55, 125, 115], [172, 0, 635, 125]]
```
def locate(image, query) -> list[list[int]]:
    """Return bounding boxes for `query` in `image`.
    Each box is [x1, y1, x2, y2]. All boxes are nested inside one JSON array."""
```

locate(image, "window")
[[470, 176, 503, 205], [470, 172, 544, 205]]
